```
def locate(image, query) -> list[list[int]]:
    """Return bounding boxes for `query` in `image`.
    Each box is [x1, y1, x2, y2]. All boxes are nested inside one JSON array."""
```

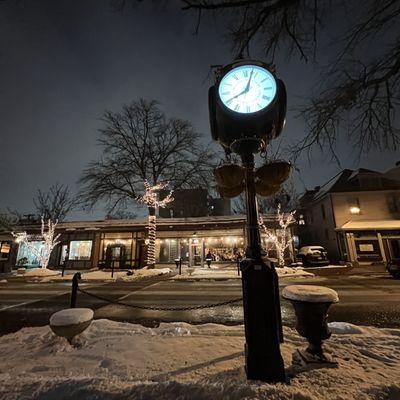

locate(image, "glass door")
[[190, 239, 203, 266]]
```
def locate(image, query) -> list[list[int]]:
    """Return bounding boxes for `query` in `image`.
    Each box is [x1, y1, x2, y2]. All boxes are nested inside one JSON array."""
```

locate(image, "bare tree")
[[0, 211, 19, 232], [33, 183, 76, 222], [78, 99, 215, 226], [180, 0, 400, 159]]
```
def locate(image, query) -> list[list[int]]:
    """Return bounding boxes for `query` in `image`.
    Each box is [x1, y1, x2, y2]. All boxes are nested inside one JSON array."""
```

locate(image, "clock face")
[[218, 65, 277, 114]]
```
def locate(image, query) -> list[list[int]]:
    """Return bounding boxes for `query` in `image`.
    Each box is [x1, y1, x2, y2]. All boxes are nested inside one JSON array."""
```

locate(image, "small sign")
[[359, 244, 374, 252]]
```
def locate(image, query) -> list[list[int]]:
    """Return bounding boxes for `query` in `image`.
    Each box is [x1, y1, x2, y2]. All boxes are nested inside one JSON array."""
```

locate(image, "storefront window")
[[156, 239, 179, 263], [69, 240, 92, 261], [205, 237, 245, 262], [102, 239, 133, 260], [355, 239, 381, 261], [16, 241, 44, 267], [0, 241, 11, 260]]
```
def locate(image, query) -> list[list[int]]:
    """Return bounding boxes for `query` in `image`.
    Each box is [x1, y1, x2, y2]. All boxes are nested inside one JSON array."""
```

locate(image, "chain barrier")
[[76, 286, 242, 311]]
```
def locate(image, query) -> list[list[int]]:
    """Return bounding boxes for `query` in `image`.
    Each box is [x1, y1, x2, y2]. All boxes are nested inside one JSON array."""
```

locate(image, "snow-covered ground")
[[36, 267, 172, 282], [1, 319, 398, 399], [23, 268, 61, 278], [174, 265, 313, 280]]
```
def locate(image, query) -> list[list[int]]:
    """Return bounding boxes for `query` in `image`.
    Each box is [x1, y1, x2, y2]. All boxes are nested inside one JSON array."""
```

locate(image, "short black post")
[[179, 258, 182, 275], [62, 252, 69, 277], [111, 260, 115, 278], [237, 259, 240, 276], [70, 272, 81, 308]]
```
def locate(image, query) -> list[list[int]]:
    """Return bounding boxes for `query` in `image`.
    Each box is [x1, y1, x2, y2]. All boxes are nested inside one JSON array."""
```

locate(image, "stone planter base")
[[50, 308, 94, 343], [293, 348, 338, 367]]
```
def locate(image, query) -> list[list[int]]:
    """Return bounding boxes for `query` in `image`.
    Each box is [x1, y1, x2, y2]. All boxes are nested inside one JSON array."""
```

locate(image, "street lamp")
[[209, 59, 288, 383]]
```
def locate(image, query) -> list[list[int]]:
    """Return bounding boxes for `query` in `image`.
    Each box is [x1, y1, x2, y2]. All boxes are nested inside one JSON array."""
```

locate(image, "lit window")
[[347, 197, 360, 214], [0, 241, 11, 260], [69, 240, 92, 260]]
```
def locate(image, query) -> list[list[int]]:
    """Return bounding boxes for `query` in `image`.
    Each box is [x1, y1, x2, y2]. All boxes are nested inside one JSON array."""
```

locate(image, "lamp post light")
[[208, 59, 289, 383]]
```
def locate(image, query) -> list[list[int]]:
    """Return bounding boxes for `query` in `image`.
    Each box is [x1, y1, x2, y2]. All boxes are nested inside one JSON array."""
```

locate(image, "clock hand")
[[226, 88, 247, 103], [244, 69, 254, 93]]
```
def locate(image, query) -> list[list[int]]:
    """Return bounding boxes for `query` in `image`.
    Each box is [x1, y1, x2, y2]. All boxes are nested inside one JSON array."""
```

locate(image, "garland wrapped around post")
[[137, 181, 173, 267]]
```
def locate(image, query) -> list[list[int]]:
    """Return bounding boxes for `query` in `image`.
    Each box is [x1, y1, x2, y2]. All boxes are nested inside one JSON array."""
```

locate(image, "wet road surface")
[[0, 273, 399, 335]]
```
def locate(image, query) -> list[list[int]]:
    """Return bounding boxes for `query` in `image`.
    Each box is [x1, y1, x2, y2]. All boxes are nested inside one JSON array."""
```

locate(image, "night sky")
[[1, 0, 399, 220]]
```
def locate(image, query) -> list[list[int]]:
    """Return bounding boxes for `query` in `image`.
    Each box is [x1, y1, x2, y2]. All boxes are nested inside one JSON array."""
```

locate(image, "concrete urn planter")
[[50, 308, 94, 343], [282, 285, 339, 364]]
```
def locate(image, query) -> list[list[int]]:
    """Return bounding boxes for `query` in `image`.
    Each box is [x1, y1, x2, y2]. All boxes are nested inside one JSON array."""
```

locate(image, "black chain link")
[[77, 287, 242, 311]]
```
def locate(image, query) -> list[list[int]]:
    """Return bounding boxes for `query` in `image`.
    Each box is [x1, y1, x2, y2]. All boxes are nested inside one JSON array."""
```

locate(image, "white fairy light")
[[259, 204, 296, 267], [137, 181, 174, 266], [12, 217, 61, 269]]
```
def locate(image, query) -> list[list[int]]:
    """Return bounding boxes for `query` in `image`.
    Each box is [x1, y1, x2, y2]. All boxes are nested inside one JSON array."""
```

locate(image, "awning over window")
[[337, 220, 400, 231]]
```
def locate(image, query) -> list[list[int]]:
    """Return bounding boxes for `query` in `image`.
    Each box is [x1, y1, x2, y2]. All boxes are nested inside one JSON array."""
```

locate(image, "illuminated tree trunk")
[[147, 206, 157, 268], [12, 218, 60, 269]]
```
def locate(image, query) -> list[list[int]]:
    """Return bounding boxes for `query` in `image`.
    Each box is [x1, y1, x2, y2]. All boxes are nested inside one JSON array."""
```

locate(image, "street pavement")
[[0, 271, 399, 335]]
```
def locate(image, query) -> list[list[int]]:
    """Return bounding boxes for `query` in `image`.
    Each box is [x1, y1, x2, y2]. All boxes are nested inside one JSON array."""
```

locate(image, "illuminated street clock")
[[218, 65, 277, 114], [209, 60, 286, 154]]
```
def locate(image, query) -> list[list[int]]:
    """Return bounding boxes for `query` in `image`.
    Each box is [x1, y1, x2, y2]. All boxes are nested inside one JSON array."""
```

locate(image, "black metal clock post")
[[209, 59, 287, 383], [240, 149, 285, 383]]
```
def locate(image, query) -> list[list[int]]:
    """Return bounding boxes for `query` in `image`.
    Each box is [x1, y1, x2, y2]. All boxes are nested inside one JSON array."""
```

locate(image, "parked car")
[[298, 246, 329, 267], [386, 259, 400, 279]]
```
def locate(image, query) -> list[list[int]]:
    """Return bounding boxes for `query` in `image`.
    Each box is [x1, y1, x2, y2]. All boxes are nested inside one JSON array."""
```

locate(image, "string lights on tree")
[[259, 204, 296, 267], [13, 217, 61, 269], [137, 181, 174, 267]]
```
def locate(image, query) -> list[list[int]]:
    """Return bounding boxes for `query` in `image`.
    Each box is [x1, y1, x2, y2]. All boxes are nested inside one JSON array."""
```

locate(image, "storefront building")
[[297, 167, 400, 266], [3, 214, 295, 272], [337, 221, 400, 265]]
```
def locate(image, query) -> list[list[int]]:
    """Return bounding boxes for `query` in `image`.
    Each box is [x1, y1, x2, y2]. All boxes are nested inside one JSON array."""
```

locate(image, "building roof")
[[337, 220, 400, 231], [384, 163, 400, 182], [299, 168, 400, 206], [12, 213, 293, 233]]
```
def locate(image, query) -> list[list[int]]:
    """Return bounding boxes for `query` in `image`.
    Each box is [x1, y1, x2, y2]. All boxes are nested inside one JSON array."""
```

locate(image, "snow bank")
[[119, 267, 172, 282], [24, 268, 60, 277], [0, 319, 399, 400], [174, 266, 313, 280], [40, 268, 172, 283], [277, 266, 314, 277], [328, 322, 367, 335]]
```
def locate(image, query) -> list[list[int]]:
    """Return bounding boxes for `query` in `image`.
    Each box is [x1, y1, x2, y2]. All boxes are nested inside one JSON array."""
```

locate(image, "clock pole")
[[236, 145, 286, 383], [208, 59, 287, 383]]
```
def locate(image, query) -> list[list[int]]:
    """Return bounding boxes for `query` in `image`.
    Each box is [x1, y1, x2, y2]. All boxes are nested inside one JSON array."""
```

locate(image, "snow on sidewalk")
[[39, 267, 172, 283], [0, 319, 399, 400], [174, 266, 313, 280]]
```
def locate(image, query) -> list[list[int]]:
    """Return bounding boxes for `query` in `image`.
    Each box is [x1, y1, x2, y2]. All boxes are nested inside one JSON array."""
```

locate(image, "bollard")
[[237, 260, 240, 276], [70, 272, 81, 308], [175, 258, 182, 275]]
